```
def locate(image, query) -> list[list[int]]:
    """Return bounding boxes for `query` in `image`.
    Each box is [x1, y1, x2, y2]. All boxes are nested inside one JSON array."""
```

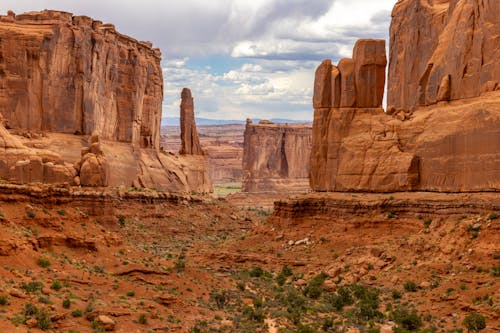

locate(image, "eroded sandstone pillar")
[[179, 88, 204, 155]]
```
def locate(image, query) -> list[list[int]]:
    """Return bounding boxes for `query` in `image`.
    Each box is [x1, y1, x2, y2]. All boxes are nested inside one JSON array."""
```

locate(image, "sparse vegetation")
[[37, 257, 51, 268], [462, 312, 486, 332], [51, 280, 62, 290], [404, 280, 418, 292], [0, 295, 8, 305]]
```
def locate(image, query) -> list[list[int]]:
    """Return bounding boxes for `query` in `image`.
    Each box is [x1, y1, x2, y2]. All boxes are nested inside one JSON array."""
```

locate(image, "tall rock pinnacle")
[[179, 88, 204, 155]]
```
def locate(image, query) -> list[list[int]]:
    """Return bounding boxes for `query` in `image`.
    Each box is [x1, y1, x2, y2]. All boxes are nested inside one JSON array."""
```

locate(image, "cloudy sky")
[[3, 0, 397, 122]]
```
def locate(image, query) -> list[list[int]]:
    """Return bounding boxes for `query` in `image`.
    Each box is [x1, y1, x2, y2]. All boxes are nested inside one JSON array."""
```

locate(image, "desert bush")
[[37, 258, 51, 268], [404, 280, 418, 292], [62, 298, 71, 309], [462, 312, 486, 332]]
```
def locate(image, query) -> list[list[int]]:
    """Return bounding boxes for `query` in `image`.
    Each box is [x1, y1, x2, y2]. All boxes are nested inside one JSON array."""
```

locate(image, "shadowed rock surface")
[[242, 119, 312, 193]]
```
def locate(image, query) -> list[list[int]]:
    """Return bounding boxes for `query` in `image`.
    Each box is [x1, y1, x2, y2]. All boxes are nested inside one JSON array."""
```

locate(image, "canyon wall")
[[0, 10, 211, 193], [388, 0, 500, 111], [310, 0, 500, 193], [242, 119, 312, 193], [0, 10, 162, 149]]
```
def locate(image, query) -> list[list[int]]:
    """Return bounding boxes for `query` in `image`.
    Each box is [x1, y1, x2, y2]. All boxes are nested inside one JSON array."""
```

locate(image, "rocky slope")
[[242, 119, 312, 193], [0, 186, 497, 332], [0, 10, 211, 193], [310, 0, 500, 192]]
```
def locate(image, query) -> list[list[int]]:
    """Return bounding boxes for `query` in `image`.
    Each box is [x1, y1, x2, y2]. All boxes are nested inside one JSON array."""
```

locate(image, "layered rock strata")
[[0, 10, 211, 193], [179, 88, 205, 155], [310, 0, 500, 193], [242, 119, 312, 193]]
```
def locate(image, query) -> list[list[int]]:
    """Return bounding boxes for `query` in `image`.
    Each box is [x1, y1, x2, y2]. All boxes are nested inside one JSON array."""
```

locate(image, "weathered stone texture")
[[310, 0, 500, 193], [0, 10, 163, 149], [388, 0, 500, 110], [313, 39, 386, 109], [179, 88, 204, 155], [242, 120, 312, 193]]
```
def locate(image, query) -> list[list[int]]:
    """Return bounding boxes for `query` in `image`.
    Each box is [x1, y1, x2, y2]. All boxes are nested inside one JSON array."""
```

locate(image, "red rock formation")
[[388, 0, 500, 111], [310, 0, 500, 193], [242, 119, 312, 193], [0, 10, 162, 149], [179, 88, 204, 155], [0, 11, 212, 193]]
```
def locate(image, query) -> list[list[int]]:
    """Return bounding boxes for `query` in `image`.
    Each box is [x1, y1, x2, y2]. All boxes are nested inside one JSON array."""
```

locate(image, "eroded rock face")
[[0, 10, 162, 149], [179, 88, 204, 155], [242, 120, 312, 193], [0, 11, 212, 193], [310, 0, 500, 192], [388, 0, 500, 111], [313, 39, 386, 109]]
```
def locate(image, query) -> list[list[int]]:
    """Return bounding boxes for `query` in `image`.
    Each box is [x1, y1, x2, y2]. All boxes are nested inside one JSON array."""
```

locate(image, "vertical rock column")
[[179, 88, 205, 155]]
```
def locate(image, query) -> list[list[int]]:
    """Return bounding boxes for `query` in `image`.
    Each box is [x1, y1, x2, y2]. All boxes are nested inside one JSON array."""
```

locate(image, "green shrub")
[[71, 309, 83, 317], [462, 312, 486, 332], [138, 313, 147, 325], [37, 258, 51, 268], [488, 213, 498, 220], [50, 280, 62, 291], [249, 266, 265, 278], [0, 295, 8, 305], [424, 218, 432, 228], [24, 303, 38, 316], [211, 290, 229, 309], [62, 298, 71, 309], [36, 308, 52, 329], [57, 209, 66, 216], [303, 272, 328, 299], [126, 290, 135, 297], [391, 307, 422, 331], [22, 281, 43, 293], [404, 280, 418, 292], [392, 289, 403, 299], [27, 210, 36, 219], [491, 265, 500, 277]]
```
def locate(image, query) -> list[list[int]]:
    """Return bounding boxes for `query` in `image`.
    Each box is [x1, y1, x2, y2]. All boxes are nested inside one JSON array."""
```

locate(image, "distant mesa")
[[0, 10, 211, 193], [242, 119, 312, 193], [310, 0, 500, 193]]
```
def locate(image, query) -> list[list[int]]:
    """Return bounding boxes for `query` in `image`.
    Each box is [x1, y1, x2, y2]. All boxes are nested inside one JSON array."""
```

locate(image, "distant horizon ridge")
[[161, 117, 311, 126]]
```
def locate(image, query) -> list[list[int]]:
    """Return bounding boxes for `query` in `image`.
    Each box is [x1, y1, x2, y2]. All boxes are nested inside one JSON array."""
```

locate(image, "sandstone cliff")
[[242, 119, 312, 193], [0, 11, 211, 193], [0, 10, 162, 148], [310, 0, 500, 193], [388, 0, 500, 111]]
